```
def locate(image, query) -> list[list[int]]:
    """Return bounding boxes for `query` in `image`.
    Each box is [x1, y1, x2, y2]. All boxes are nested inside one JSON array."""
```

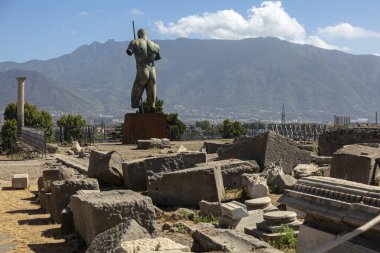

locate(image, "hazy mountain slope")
[[0, 69, 96, 113], [1, 37, 380, 120]]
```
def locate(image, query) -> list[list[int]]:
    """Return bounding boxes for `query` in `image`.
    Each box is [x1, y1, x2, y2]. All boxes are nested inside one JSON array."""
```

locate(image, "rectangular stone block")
[[148, 166, 225, 207], [12, 174, 29, 189], [219, 160, 260, 189], [178, 152, 207, 168], [204, 142, 226, 154], [51, 179, 99, 224], [218, 132, 310, 174], [330, 144, 380, 184], [70, 190, 156, 245], [39, 191, 52, 213], [122, 113, 167, 144], [122, 159, 147, 191], [144, 156, 185, 177], [199, 200, 221, 217], [220, 201, 248, 220]]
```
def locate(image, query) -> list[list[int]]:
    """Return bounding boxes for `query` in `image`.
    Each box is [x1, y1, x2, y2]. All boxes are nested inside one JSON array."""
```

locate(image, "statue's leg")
[[131, 68, 149, 108], [146, 67, 157, 109]]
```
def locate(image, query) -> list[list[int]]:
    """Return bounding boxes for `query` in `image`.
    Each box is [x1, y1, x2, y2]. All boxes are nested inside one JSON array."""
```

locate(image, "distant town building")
[[334, 115, 350, 126]]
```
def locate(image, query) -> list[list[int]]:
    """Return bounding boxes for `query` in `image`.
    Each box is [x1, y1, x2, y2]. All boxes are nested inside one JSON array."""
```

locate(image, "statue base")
[[122, 113, 167, 144]]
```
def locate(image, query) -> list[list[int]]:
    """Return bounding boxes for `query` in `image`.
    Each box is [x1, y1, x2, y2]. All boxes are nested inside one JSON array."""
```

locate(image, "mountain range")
[[1, 37, 380, 122]]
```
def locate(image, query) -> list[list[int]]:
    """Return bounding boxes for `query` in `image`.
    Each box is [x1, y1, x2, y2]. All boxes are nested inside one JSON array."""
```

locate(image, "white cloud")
[[155, 1, 345, 51], [130, 8, 143, 15], [156, 1, 305, 41], [318, 23, 380, 39], [77, 11, 89, 17]]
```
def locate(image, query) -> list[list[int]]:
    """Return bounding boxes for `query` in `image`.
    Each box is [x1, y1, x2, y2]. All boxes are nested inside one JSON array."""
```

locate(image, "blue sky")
[[1, 0, 380, 62]]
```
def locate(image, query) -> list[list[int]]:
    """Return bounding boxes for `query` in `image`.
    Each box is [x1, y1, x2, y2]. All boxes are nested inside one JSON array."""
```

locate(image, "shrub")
[[0, 119, 17, 150], [57, 114, 87, 143]]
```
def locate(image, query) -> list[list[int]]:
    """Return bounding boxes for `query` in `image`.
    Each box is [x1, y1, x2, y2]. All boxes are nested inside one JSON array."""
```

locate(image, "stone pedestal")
[[122, 113, 167, 144]]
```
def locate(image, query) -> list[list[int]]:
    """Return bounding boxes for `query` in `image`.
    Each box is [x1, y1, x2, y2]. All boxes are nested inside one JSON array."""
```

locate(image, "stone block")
[[137, 139, 159, 150], [318, 128, 380, 156], [70, 190, 156, 245], [220, 201, 248, 219], [330, 144, 380, 184], [76, 189, 100, 195], [242, 173, 268, 199], [197, 159, 260, 189], [148, 166, 224, 207], [178, 152, 207, 168], [144, 156, 185, 184], [261, 162, 284, 186], [61, 208, 75, 235], [87, 219, 152, 253], [292, 164, 319, 179], [50, 179, 99, 223], [315, 156, 332, 165], [116, 237, 190, 252], [46, 143, 60, 154], [122, 159, 147, 191], [221, 160, 260, 189], [217, 131, 311, 174], [37, 177, 44, 191], [71, 141, 82, 153], [12, 174, 29, 189], [122, 113, 167, 144], [42, 168, 77, 192], [88, 150, 124, 185], [204, 141, 226, 154], [39, 190, 51, 212], [199, 200, 221, 217], [270, 174, 297, 193]]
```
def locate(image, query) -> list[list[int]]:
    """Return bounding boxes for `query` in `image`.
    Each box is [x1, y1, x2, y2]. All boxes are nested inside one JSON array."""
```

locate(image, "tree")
[[195, 120, 211, 131], [141, 98, 186, 141], [166, 113, 186, 141], [57, 114, 87, 143], [220, 119, 246, 138], [142, 98, 164, 113], [0, 119, 17, 150], [2, 102, 54, 142]]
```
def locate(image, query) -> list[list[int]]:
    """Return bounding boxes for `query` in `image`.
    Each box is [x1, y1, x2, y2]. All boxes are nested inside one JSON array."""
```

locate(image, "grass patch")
[[269, 225, 297, 253], [194, 214, 218, 224]]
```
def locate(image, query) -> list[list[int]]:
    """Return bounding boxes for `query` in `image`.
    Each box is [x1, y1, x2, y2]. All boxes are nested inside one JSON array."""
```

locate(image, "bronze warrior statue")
[[126, 28, 161, 110]]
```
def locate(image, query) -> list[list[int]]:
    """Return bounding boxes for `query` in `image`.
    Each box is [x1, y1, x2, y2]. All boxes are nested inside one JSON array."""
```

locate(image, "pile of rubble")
[[29, 129, 380, 252]]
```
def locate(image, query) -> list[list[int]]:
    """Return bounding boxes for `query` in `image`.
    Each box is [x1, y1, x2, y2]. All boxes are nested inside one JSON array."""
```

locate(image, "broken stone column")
[[245, 211, 301, 241], [244, 197, 278, 213], [16, 76, 26, 133]]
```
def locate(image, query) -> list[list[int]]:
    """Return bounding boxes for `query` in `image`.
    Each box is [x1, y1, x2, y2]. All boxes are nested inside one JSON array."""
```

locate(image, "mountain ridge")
[[1, 37, 380, 121]]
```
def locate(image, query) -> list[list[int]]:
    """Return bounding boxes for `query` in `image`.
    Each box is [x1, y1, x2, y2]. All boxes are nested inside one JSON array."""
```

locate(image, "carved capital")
[[16, 76, 26, 84]]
